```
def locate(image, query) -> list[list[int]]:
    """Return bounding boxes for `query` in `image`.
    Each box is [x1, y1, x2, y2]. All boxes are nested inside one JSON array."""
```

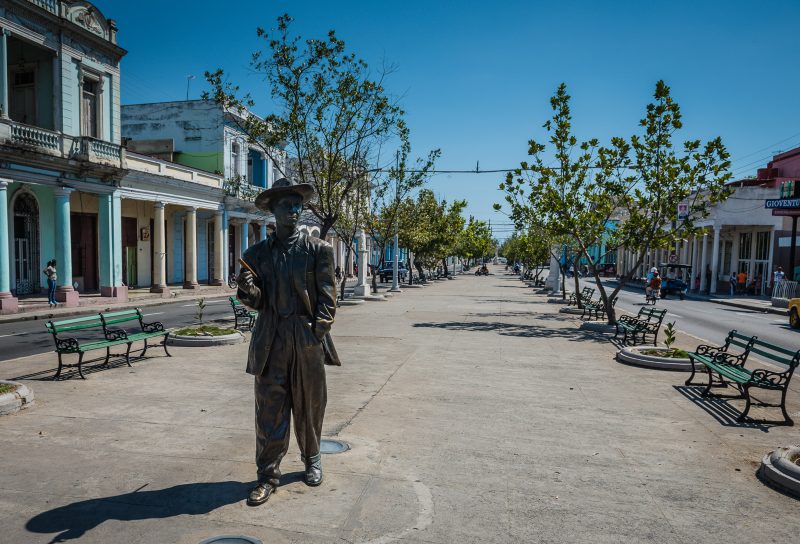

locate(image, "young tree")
[[205, 14, 402, 239], [498, 82, 731, 322], [368, 124, 440, 268], [331, 172, 371, 301], [457, 217, 494, 267], [398, 190, 466, 282]]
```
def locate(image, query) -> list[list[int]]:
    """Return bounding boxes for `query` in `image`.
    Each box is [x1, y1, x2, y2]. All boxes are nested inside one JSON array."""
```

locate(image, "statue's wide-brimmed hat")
[[255, 177, 315, 212]]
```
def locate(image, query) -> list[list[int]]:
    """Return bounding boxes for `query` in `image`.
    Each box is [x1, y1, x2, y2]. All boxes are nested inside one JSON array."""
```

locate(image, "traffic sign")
[[668, 254, 678, 264]]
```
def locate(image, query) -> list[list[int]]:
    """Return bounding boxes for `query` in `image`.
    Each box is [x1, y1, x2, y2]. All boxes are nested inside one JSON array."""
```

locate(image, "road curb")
[[0, 292, 234, 325], [707, 298, 788, 316]]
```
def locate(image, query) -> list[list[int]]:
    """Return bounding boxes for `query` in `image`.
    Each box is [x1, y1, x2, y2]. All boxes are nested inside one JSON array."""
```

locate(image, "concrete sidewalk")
[[0, 270, 798, 543]]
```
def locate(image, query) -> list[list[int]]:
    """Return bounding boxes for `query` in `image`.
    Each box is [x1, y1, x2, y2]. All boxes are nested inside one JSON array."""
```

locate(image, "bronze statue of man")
[[236, 177, 340, 507]]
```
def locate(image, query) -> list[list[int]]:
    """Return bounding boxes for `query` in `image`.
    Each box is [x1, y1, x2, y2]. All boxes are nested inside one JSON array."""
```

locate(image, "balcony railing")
[[223, 176, 260, 202], [10, 122, 60, 151], [1, 119, 125, 171], [89, 139, 122, 161], [27, 0, 57, 14]]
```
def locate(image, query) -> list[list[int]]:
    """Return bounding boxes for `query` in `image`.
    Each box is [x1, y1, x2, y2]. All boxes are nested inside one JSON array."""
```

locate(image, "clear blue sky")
[[94, 0, 800, 240]]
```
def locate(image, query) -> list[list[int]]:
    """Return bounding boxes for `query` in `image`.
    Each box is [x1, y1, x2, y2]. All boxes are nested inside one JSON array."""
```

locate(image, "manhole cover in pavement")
[[199, 537, 262, 544], [320, 438, 350, 454]]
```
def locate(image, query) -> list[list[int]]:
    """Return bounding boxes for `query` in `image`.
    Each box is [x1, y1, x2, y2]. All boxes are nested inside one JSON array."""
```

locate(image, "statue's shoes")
[[246, 482, 276, 506], [305, 460, 323, 487]]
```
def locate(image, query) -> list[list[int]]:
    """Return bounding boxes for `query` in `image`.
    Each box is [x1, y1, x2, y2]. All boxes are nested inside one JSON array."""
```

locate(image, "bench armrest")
[[54, 337, 80, 352], [141, 321, 165, 333], [105, 327, 129, 341], [750, 368, 791, 387], [618, 315, 639, 325], [709, 351, 746, 367]]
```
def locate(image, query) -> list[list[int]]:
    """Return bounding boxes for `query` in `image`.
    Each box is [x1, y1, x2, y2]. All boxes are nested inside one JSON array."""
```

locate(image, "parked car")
[[378, 263, 408, 282], [789, 297, 800, 329]]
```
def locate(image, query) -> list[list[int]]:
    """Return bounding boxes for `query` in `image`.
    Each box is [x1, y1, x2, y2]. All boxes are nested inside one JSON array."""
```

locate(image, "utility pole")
[[390, 150, 401, 292], [790, 215, 798, 281]]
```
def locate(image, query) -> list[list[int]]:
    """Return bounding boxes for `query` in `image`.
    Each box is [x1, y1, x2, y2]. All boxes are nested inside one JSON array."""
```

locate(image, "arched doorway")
[[12, 191, 41, 295]]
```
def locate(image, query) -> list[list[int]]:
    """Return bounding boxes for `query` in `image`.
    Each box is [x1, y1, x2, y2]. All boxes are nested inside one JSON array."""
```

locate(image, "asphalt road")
[[0, 296, 236, 363], [578, 278, 799, 348]]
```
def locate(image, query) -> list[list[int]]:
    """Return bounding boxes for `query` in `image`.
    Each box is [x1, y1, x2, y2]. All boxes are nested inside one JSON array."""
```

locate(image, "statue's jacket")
[[238, 232, 340, 376]]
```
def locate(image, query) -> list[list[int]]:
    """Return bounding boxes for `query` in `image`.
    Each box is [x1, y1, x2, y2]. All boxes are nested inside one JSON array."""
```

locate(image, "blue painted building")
[[0, 0, 128, 313], [0, 1, 286, 315]]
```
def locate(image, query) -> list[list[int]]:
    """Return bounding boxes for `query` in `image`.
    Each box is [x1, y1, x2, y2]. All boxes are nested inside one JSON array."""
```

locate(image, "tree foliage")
[[205, 14, 403, 238], [368, 125, 440, 263], [497, 81, 732, 322], [397, 189, 467, 276]]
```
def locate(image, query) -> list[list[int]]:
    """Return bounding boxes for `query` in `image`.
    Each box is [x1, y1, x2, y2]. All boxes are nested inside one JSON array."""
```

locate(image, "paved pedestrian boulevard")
[[0, 270, 798, 543]]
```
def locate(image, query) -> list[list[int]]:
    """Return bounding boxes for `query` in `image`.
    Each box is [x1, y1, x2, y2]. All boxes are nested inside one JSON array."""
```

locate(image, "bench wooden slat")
[[101, 309, 140, 318], [748, 345, 797, 365]]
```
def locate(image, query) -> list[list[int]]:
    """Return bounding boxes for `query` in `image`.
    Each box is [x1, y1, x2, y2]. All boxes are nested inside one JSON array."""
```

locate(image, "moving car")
[[659, 263, 691, 300], [790, 297, 800, 329]]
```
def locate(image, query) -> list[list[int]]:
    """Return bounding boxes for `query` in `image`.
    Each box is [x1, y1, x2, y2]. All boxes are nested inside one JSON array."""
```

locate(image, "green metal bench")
[[685, 330, 755, 387], [615, 307, 667, 345], [568, 287, 594, 307], [99, 308, 171, 363], [581, 296, 617, 321], [46, 315, 134, 380], [689, 332, 800, 425], [229, 296, 257, 330]]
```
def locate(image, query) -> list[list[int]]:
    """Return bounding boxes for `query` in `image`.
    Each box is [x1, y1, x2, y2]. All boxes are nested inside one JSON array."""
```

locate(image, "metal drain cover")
[[320, 438, 350, 454], [199, 537, 262, 544]]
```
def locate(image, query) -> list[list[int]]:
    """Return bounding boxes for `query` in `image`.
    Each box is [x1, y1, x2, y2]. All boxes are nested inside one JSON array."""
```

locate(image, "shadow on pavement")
[[412, 320, 600, 342], [9, 354, 161, 382], [25, 481, 251, 543], [672, 385, 772, 432]]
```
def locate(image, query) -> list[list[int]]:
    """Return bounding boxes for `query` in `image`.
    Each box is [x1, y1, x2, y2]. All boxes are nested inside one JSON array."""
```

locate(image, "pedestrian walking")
[[705, 265, 712, 294], [737, 270, 746, 295], [773, 266, 785, 287], [43, 259, 57, 308], [729, 271, 736, 296]]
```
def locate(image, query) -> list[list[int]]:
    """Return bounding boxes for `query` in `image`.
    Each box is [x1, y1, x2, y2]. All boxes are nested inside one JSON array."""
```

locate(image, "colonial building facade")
[[0, 0, 128, 313], [0, 1, 280, 314], [617, 146, 800, 296]]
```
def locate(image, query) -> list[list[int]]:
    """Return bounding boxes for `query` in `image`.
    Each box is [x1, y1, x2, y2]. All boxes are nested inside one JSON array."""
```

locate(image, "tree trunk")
[[339, 245, 352, 301], [572, 266, 582, 308], [442, 257, 449, 277], [415, 263, 425, 282], [408, 255, 413, 286], [318, 219, 335, 241]]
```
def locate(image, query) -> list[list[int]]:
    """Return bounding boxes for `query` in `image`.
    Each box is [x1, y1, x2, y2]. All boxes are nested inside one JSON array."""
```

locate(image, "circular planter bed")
[[338, 298, 366, 306], [168, 325, 244, 347], [760, 445, 800, 498], [579, 321, 616, 334], [616, 346, 694, 371], [0, 380, 34, 416]]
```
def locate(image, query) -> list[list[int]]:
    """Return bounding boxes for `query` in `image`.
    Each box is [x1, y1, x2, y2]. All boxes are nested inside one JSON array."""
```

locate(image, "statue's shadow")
[[25, 480, 252, 543]]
